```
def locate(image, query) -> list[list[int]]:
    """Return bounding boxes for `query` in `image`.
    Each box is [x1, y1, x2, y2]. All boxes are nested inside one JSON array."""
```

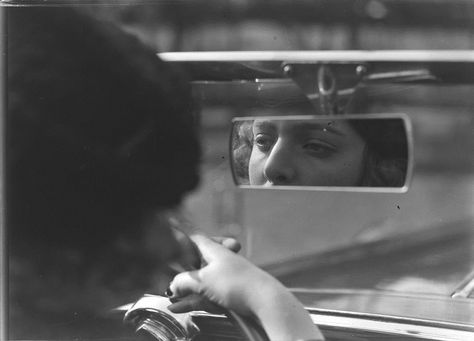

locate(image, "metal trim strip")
[[159, 50, 474, 63]]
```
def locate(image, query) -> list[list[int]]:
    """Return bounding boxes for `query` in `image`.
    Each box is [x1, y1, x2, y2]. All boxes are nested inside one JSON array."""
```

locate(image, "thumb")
[[167, 294, 224, 314], [169, 270, 202, 298]]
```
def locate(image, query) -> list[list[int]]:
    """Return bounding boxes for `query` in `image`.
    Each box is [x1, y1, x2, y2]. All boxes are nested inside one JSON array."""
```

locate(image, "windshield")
[[188, 74, 474, 293]]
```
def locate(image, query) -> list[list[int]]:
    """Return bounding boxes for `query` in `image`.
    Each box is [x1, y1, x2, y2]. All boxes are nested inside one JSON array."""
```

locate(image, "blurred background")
[[102, 0, 474, 51]]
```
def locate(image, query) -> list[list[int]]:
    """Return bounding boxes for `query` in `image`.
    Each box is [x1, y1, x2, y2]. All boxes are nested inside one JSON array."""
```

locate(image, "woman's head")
[[8, 5, 200, 240], [232, 117, 407, 187], [7, 6, 201, 319]]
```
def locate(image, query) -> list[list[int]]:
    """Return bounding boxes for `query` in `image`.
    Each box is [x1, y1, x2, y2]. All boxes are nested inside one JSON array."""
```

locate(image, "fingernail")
[[165, 287, 173, 297]]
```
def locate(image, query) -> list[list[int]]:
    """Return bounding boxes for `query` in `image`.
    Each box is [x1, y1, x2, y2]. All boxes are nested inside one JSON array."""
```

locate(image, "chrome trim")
[[159, 50, 474, 63], [309, 312, 474, 341], [451, 270, 474, 299], [288, 287, 474, 329], [231, 113, 413, 193], [366, 69, 435, 82], [304, 305, 472, 331], [291, 287, 456, 299], [190, 310, 474, 341]]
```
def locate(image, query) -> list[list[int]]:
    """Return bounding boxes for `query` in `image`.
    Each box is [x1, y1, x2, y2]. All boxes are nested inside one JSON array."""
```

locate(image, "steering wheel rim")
[[226, 309, 269, 341]]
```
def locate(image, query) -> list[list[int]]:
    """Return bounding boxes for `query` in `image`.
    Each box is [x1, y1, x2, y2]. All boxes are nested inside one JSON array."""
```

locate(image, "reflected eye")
[[303, 141, 335, 158], [254, 134, 275, 152]]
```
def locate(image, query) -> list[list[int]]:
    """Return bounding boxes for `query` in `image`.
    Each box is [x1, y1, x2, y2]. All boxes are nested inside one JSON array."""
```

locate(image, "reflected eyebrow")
[[292, 122, 346, 137], [253, 120, 277, 132]]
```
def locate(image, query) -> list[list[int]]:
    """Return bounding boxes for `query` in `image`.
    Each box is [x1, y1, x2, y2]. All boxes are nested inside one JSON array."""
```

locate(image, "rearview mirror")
[[230, 114, 412, 192]]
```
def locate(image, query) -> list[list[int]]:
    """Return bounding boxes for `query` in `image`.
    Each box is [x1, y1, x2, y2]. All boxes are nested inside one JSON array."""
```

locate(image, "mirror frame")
[[229, 113, 413, 193]]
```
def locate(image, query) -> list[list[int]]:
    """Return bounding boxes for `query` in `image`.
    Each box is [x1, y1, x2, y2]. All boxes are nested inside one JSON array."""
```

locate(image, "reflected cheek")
[[298, 152, 365, 186], [339, 145, 367, 185], [299, 165, 330, 186], [304, 149, 365, 186]]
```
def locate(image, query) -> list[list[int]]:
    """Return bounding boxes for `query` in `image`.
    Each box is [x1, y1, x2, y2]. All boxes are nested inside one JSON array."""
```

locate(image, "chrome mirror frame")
[[230, 113, 413, 193]]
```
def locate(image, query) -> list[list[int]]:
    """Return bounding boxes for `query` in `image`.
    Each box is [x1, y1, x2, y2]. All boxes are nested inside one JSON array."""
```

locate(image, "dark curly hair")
[[351, 118, 408, 187], [7, 6, 201, 250], [7, 7, 200, 336]]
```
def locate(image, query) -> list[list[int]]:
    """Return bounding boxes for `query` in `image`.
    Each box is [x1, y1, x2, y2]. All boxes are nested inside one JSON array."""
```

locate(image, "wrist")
[[244, 269, 288, 314], [248, 274, 324, 341]]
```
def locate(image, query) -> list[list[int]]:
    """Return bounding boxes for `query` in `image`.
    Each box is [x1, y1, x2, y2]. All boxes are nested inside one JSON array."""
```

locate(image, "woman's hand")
[[167, 234, 274, 317], [167, 235, 242, 314], [167, 235, 324, 341]]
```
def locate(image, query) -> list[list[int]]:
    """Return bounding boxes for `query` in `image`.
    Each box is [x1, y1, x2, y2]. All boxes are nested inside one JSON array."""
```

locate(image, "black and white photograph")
[[1, 1, 473, 340]]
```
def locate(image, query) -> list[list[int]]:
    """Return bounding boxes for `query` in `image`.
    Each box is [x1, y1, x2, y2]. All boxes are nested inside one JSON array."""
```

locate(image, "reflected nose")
[[263, 139, 296, 185]]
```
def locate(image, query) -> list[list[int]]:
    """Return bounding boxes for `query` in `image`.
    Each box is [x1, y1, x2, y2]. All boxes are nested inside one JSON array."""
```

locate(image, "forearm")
[[249, 276, 324, 341]]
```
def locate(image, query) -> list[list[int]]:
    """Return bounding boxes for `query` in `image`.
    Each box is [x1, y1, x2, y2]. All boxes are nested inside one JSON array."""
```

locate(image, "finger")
[[211, 236, 242, 253], [167, 298, 196, 313], [222, 238, 241, 253], [167, 294, 224, 314], [169, 270, 202, 298], [189, 234, 232, 262], [169, 226, 202, 270]]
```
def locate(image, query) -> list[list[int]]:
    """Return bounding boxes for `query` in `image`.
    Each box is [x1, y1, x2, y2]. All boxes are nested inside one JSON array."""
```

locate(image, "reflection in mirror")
[[231, 115, 410, 190]]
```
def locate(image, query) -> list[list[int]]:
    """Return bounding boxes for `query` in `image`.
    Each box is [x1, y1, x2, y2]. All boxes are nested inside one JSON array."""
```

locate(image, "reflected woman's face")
[[248, 119, 366, 186]]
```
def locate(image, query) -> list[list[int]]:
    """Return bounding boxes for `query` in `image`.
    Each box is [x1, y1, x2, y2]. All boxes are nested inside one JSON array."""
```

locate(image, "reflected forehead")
[[253, 119, 346, 136], [252, 120, 277, 132], [291, 121, 345, 136]]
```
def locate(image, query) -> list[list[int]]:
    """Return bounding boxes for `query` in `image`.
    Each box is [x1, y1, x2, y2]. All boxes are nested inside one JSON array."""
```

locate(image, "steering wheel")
[[122, 222, 268, 341], [120, 216, 269, 341], [123, 294, 268, 341], [225, 309, 268, 341]]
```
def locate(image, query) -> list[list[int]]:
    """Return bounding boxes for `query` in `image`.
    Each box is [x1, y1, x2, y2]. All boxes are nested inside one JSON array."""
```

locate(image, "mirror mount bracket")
[[281, 62, 367, 115]]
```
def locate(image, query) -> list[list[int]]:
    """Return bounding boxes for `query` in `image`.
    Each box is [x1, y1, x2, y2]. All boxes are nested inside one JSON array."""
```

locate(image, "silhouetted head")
[[7, 6, 200, 332]]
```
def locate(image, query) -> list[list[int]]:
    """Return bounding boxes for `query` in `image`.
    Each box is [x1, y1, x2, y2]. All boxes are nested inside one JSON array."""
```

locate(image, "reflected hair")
[[351, 119, 408, 187], [231, 120, 253, 185]]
